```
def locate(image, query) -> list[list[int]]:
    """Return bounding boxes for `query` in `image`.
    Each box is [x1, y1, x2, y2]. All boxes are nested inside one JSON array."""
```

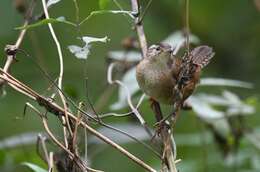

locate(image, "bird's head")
[[146, 43, 173, 63]]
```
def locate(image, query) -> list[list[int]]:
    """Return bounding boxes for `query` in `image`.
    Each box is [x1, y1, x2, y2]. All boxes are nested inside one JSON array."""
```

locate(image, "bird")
[[136, 43, 215, 106]]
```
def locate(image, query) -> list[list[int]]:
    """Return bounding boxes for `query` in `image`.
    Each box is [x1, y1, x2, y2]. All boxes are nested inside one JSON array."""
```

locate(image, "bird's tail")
[[189, 45, 215, 68]]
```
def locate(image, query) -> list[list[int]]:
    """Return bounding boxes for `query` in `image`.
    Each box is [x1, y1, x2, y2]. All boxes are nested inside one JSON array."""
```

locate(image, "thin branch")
[[184, 0, 190, 53], [107, 63, 154, 138], [0, 63, 160, 159], [72, 105, 83, 156], [26, 103, 104, 172], [0, 57, 159, 157], [97, 94, 145, 119], [72, 0, 80, 23], [139, 0, 153, 22], [13, 19, 159, 156], [41, 0, 73, 144], [130, 0, 148, 58], [48, 152, 54, 172], [42, 116, 103, 172], [36, 133, 49, 164], [41, 0, 64, 90], [0, 71, 157, 172], [3, 42, 161, 158], [0, 0, 36, 87], [151, 100, 177, 172], [107, 63, 146, 125], [78, 118, 157, 172]]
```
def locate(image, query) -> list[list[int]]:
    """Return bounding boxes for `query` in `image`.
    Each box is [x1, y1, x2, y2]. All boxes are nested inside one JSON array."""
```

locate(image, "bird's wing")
[[172, 46, 215, 103], [189, 46, 215, 68]]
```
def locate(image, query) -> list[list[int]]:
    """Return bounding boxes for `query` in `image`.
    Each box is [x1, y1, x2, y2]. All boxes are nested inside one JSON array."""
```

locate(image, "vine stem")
[[41, 0, 73, 145]]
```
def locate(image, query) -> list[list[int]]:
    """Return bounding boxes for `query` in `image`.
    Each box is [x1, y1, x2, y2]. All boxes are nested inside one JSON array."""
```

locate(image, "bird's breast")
[[136, 60, 174, 104]]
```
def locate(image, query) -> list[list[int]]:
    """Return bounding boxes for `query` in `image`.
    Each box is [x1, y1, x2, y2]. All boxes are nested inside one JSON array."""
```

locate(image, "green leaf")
[[79, 10, 134, 25], [21, 162, 47, 172], [15, 17, 76, 30], [99, 0, 110, 9]]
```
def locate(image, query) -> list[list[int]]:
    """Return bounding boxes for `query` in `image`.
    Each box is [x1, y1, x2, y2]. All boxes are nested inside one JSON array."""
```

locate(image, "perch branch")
[[151, 100, 177, 172]]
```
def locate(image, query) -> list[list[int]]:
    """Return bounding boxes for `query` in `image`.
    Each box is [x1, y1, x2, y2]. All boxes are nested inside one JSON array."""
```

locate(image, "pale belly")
[[136, 61, 174, 104]]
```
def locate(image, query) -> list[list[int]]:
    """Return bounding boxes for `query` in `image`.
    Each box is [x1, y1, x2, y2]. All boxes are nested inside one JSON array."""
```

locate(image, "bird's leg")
[[149, 98, 175, 169], [153, 88, 183, 131], [181, 101, 192, 110], [149, 98, 170, 138], [149, 98, 164, 122]]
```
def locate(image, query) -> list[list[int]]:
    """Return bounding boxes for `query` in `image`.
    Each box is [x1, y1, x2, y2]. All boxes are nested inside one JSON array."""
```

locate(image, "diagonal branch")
[[0, 0, 36, 87], [0, 70, 157, 172]]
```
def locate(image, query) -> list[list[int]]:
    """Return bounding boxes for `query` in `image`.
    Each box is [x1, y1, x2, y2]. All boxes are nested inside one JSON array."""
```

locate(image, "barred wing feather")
[[190, 46, 215, 68]]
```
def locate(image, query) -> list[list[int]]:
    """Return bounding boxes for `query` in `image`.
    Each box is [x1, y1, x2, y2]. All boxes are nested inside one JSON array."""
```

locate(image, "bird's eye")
[[155, 46, 161, 51]]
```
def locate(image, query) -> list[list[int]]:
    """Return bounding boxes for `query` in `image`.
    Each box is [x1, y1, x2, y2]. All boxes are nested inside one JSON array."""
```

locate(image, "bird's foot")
[[153, 116, 171, 135], [181, 101, 192, 110]]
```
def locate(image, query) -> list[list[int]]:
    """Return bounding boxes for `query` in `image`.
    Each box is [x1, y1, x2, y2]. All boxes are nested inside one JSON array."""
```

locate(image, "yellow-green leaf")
[[15, 17, 76, 30]]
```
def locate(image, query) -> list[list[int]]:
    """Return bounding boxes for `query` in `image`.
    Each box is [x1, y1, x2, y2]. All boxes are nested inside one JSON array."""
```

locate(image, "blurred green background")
[[0, 0, 260, 172]]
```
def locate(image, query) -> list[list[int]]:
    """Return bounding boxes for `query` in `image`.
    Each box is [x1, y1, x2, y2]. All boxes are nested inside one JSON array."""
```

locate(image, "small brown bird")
[[136, 43, 215, 105]]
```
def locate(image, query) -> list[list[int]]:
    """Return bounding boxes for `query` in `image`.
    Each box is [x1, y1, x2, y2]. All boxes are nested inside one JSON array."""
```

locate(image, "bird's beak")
[[165, 48, 173, 54]]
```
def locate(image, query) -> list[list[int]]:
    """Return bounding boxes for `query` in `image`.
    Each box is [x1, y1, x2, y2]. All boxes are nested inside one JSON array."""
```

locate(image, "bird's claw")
[[153, 118, 171, 136]]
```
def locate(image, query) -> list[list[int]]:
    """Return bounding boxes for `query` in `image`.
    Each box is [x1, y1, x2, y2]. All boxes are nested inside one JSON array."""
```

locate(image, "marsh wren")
[[136, 44, 215, 105]]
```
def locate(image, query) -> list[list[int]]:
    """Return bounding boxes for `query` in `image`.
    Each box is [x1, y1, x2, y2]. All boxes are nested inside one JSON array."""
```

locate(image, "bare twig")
[[0, 65, 160, 158], [107, 63, 154, 137], [0, 71, 157, 172], [84, 127, 88, 161], [44, 117, 103, 172], [97, 93, 145, 119], [130, 0, 148, 58], [151, 100, 177, 172], [107, 63, 146, 125], [139, 0, 153, 22], [26, 103, 104, 172], [41, 0, 64, 92], [48, 152, 54, 172], [184, 0, 190, 53], [0, 0, 36, 87], [36, 133, 49, 163], [42, 114, 103, 172], [41, 0, 73, 145], [72, 0, 80, 23], [72, 103, 84, 156]]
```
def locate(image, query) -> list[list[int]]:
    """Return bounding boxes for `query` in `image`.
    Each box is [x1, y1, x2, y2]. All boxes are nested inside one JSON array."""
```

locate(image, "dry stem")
[[151, 100, 177, 172], [0, 70, 157, 172], [41, 0, 73, 147], [131, 0, 148, 58]]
